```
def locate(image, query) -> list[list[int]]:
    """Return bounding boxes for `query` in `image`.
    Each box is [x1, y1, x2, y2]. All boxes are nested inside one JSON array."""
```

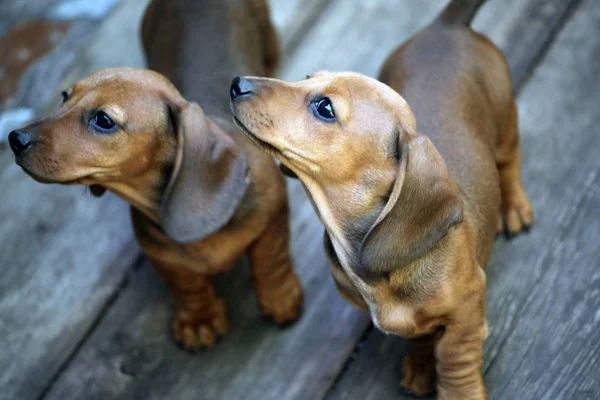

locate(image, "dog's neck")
[[104, 171, 165, 224], [301, 177, 387, 273], [102, 140, 176, 225]]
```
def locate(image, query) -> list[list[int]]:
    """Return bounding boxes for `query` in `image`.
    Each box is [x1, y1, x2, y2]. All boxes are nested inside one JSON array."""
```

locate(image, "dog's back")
[[142, 0, 277, 118], [379, 0, 511, 262]]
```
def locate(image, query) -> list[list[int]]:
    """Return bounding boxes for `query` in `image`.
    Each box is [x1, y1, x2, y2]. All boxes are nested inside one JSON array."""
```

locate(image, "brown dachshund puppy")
[[8, 0, 302, 350], [230, 0, 532, 397]]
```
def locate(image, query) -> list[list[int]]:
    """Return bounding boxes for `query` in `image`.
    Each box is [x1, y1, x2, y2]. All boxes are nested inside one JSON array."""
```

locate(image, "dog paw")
[[256, 272, 303, 325], [498, 183, 533, 238], [400, 352, 436, 397], [172, 298, 229, 351]]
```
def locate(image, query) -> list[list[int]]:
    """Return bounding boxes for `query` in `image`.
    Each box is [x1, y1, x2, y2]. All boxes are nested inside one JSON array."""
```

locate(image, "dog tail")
[[437, 0, 486, 26]]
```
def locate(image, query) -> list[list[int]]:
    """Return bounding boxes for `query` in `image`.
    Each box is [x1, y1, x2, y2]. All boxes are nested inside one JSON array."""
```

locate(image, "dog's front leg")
[[400, 334, 437, 396], [248, 207, 303, 324], [435, 288, 487, 399], [151, 259, 228, 351]]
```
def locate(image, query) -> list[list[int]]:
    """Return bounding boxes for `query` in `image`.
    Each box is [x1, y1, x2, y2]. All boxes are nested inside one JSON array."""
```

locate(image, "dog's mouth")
[[233, 116, 283, 158], [18, 163, 90, 185]]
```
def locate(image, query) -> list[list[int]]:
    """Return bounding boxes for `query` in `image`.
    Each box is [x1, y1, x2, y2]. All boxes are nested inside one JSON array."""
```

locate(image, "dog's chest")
[[327, 233, 424, 337]]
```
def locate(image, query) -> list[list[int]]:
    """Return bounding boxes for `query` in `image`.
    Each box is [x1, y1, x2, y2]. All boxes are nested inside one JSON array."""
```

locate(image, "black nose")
[[230, 77, 255, 99], [8, 130, 32, 156]]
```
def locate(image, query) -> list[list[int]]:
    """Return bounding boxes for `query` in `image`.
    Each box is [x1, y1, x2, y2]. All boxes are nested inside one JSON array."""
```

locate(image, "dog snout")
[[8, 130, 32, 156], [230, 77, 255, 100]]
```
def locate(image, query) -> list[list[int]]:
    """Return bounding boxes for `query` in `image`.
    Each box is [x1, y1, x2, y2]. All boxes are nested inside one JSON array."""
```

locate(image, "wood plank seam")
[[512, 0, 584, 91], [35, 253, 146, 400], [484, 166, 600, 386], [325, 323, 376, 396], [484, 165, 599, 375]]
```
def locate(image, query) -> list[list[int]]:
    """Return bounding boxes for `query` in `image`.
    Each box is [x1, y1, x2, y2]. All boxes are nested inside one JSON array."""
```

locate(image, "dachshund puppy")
[[8, 0, 302, 351], [230, 0, 532, 397]]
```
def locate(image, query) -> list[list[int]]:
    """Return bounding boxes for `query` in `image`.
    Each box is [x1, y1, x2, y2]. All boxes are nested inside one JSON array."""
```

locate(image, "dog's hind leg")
[[496, 102, 534, 238]]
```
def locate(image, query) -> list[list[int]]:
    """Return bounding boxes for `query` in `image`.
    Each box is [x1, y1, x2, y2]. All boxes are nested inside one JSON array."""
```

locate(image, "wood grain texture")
[[0, 1, 148, 400], [484, 1, 600, 397], [2, 0, 597, 399], [0, 173, 139, 400], [472, 0, 583, 90], [327, 0, 600, 399]]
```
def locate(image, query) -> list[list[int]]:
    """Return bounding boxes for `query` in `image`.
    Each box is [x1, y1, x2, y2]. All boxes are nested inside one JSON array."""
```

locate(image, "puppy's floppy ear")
[[161, 102, 249, 243], [359, 129, 463, 272]]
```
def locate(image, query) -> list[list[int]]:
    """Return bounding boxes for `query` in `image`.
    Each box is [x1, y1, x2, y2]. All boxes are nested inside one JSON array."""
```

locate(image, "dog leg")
[[400, 334, 437, 397], [435, 323, 487, 399], [434, 283, 487, 400], [151, 259, 228, 350], [248, 207, 303, 324], [496, 103, 534, 237]]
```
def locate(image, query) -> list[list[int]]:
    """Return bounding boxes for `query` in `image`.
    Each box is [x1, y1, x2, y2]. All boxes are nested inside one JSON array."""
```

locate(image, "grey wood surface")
[[1, 0, 598, 399], [0, 2, 149, 399], [39, 0, 600, 399], [472, 0, 582, 90], [327, 0, 600, 399]]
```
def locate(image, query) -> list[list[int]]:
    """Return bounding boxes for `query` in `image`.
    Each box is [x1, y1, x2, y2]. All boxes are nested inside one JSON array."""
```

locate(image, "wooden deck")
[[1, 0, 599, 399]]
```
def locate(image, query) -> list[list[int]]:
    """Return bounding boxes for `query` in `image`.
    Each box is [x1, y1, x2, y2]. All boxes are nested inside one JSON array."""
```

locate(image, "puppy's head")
[[9, 68, 181, 187], [231, 72, 462, 273], [9, 67, 248, 243]]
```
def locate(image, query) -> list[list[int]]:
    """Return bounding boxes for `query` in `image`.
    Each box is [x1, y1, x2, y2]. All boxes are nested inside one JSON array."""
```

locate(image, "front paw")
[[172, 298, 228, 351], [255, 271, 303, 325], [400, 352, 436, 397]]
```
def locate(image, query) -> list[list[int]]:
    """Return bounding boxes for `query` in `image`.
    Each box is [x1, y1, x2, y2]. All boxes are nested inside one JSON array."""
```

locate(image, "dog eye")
[[313, 98, 335, 121], [90, 111, 117, 133]]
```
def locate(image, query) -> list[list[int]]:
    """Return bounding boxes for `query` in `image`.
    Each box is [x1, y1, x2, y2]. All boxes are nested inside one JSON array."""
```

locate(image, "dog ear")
[[89, 184, 106, 197], [161, 102, 249, 243], [359, 130, 463, 272]]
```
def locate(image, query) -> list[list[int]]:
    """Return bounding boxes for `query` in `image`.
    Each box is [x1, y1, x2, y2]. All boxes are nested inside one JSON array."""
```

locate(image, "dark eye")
[[90, 111, 117, 132], [61, 91, 69, 104], [313, 97, 335, 121]]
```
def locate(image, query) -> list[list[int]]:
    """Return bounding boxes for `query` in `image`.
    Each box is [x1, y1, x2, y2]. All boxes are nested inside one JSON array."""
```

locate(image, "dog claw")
[[256, 271, 303, 325], [498, 180, 533, 239], [171, 298, 229, 352]]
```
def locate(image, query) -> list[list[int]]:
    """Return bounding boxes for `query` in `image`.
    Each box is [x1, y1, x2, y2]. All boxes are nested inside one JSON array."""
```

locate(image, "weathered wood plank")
[[0, 177, 139, 400], [327, 0, 600, 398], [473, 0, 582, 89], [277, 0, 448, 81], [488, 171, 600, 400], [484, 1, 600, 397], [0, 2, 149, 400], [1, 0, 126, 111], [41, 1, 455, 399]]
